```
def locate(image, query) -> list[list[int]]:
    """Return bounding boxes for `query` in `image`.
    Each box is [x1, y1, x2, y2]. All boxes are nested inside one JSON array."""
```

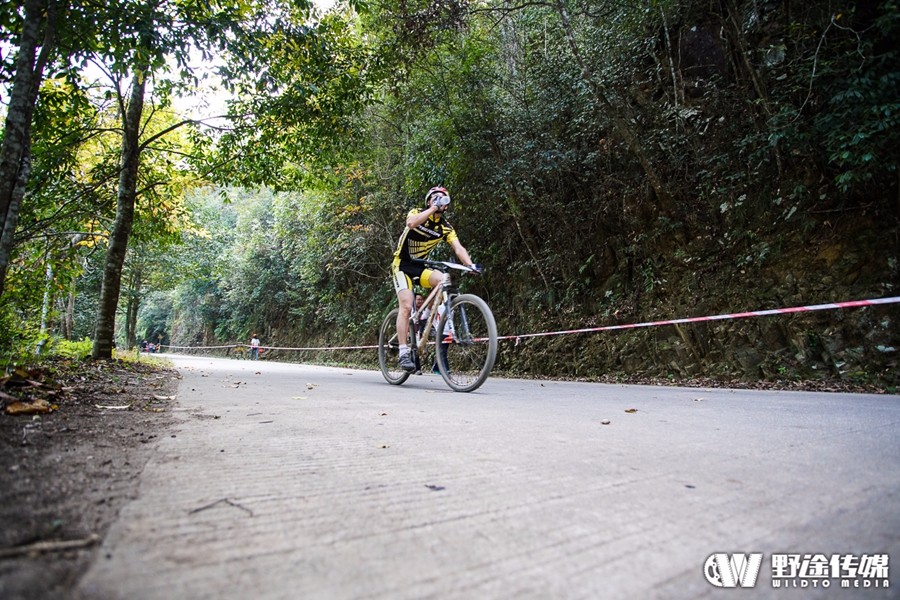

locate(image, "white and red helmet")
[[425, 186, 450, 206]]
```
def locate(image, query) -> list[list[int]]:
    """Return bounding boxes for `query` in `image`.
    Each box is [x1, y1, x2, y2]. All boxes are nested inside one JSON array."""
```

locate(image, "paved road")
[[77, 355, 899, 599]]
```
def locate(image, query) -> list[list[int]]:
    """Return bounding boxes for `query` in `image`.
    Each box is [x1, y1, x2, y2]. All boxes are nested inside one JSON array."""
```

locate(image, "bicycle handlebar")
[[410, 259, 483, 273]]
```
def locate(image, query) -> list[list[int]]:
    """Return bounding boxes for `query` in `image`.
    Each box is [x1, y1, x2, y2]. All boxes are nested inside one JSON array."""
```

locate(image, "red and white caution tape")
[[159, 296, 899, 353], [500, 296, 900, 345], [160, 343, 378, 352], [161, 344, 237, 350], [268, 344, 379, 351]]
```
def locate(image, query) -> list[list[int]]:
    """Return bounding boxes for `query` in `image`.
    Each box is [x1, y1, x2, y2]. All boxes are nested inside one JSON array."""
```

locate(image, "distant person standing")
[[250, 333, 261, 360], [414, 294, 427, 336]]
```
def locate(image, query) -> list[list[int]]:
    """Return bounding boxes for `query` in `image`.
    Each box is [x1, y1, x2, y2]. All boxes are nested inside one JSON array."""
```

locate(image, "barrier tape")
[[159, 296, 900, 353], [162, 344, 236, 350], [500, 296, 900, 346], [263, 344, 379, 351], [160, 343, 379, 352]]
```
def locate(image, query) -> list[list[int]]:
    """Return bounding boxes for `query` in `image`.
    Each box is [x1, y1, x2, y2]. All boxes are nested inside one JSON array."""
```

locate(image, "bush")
[[50, 337, 94, 360]]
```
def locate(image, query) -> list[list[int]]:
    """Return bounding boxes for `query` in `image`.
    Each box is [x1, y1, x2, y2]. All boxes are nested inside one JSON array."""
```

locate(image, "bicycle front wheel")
[[378, 308, 410, 385], [437, 294, 497, 392]]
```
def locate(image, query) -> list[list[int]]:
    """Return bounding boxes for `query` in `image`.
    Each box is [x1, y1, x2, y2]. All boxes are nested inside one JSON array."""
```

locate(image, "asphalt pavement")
[[77, 354, 899, 599]]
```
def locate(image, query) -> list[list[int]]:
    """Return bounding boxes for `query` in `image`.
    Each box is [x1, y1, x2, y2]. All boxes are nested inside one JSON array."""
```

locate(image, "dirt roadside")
[[0, 357, 179, 600]]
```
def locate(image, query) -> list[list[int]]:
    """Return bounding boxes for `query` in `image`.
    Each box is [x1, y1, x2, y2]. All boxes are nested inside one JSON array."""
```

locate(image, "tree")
[[90, 0, 322, 359], [0, 0, 59, 299], [91, 59, 149, 358]]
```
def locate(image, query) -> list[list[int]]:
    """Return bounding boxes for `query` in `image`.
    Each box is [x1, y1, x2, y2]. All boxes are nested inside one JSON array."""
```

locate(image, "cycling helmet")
[[425, 186, 450, 206]]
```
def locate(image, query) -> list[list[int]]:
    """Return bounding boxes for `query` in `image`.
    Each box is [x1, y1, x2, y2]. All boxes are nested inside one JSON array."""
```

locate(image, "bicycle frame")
[[379, 258, 496, 392], [408, 274, 451, 357]]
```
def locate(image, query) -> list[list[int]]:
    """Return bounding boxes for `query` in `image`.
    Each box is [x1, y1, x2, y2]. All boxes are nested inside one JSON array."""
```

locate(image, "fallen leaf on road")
[[625, 408, 638, 413], [94, 404, 130, 410], [378, 444, 389, 449], [6, 399, 54, 415], [291, 396, 308, 400], [153, 394, 176, 401], [380, 412, 388, 416], [306, 383, 318, 390], [600, 419, 611, 425]]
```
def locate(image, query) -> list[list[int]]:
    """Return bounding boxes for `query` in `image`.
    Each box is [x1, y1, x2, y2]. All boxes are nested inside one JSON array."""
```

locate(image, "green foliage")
[[814, 2, 900, 194], [206, 8, 378, 190], [50, 337, 94, 359], [0, 304, 40, 367]]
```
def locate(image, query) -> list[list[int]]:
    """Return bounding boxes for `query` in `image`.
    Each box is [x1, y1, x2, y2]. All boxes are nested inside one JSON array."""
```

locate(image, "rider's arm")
[[450, 238, 474, 267], [406, 205, 439, 229]]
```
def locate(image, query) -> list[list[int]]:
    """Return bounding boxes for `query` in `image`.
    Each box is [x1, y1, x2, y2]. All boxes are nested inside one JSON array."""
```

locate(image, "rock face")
[[498, 217, 899, 389]]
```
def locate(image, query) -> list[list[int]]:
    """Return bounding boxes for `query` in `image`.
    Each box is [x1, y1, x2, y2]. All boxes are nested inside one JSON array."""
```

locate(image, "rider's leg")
[[396, 288, 417, 371], [396, 288, 413, 345], [426, 270, 443, 288]]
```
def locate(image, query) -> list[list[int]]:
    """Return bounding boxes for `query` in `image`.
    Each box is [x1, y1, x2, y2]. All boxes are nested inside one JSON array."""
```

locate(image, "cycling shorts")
[[391, 257, 439, 293]]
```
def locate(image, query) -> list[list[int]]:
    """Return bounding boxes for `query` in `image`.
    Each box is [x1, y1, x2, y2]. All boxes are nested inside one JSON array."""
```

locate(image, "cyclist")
[[391, 186, 476, 372]]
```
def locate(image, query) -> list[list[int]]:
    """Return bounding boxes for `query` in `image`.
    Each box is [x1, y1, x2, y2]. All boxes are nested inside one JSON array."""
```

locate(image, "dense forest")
[[1, 0, 898, 387]]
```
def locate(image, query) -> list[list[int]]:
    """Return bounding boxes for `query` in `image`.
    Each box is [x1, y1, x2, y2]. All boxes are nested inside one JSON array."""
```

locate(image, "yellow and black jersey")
[[393, 208, 459, 261]]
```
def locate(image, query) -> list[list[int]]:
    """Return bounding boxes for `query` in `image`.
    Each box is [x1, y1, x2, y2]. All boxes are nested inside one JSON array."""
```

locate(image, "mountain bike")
[[378, 260, 498, 392]]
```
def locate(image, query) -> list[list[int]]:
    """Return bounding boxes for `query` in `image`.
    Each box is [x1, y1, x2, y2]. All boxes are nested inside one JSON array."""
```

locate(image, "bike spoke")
[[438, 295, 497, 392], [378, 308, 411, 385]]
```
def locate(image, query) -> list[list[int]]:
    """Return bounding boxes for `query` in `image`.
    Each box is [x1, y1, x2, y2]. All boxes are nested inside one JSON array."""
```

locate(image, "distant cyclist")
[[391, 186, 477, 372]]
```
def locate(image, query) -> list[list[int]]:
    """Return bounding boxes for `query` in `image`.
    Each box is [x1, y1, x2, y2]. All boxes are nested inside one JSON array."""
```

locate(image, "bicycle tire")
[[437, 294, 497, 392], [378, 308, 411, 385]]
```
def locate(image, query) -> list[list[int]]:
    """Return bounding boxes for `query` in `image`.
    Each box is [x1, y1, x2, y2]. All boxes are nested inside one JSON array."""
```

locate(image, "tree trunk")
[[486, 137, 552, 295], [35, 262, 54, 354], [720, 0, 784, 177], [554, 0, 676, 218], [57, 283, 74, 340], [0, 153, 32, 285], [124, 293, 138, 350], [65, 283, 75, 339], [124, 265, 142, 351], [91, 70, 147, 359], [722, 0, 772, 115], [0, 0, 57, 299]]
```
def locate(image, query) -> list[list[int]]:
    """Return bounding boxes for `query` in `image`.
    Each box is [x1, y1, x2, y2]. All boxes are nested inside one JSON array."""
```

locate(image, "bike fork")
[[450, 302, 470, 342], [408, 317, 419, 364]]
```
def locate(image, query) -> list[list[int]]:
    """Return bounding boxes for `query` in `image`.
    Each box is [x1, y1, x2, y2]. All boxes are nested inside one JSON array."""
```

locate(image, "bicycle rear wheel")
[[378, 308, 410, 385], [437, 294, 497, 392]]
